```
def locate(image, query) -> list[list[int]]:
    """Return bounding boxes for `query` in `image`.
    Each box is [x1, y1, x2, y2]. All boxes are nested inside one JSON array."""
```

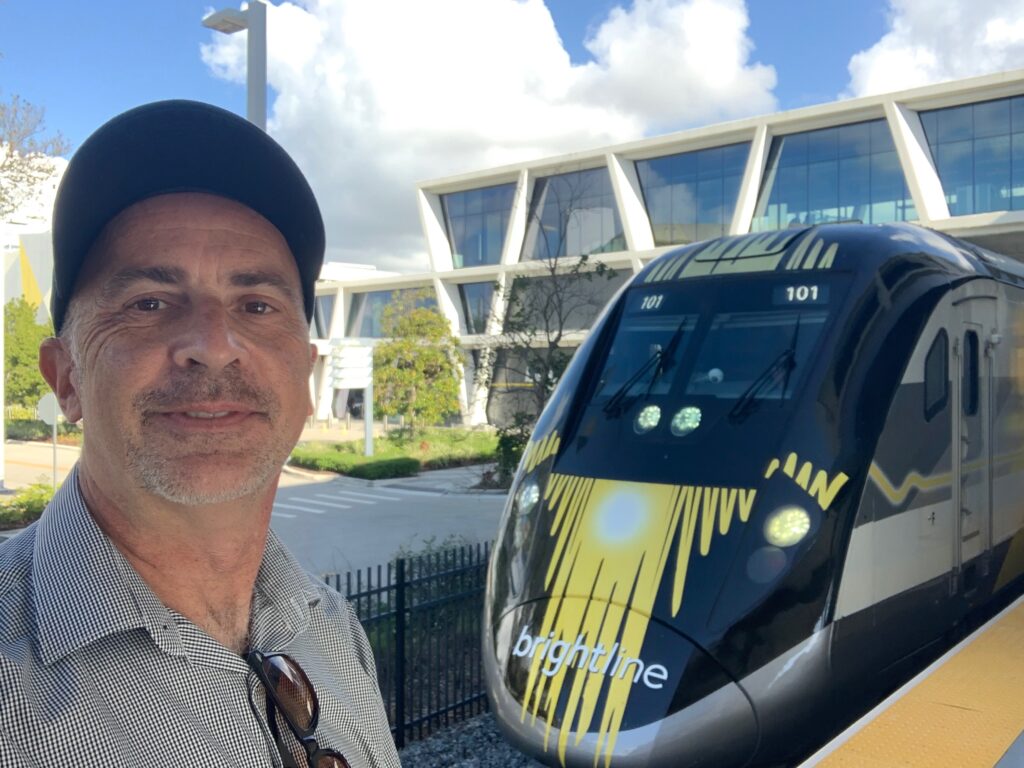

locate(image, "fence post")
[[394, 557, 407, 748]]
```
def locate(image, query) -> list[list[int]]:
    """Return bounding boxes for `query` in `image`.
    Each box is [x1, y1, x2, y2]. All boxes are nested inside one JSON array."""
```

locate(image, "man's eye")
[[245, 301, 273, 315], [131, 298, 165, 312]]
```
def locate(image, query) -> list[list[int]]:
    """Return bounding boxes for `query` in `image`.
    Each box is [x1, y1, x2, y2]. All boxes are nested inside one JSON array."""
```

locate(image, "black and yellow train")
[[484, 224, 1024, 767]]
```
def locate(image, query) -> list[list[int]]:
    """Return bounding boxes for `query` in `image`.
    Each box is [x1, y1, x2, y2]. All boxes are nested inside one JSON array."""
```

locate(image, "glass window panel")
[[696, 177, 725, 241], [974, 99, 1010, 139], [869, 119, 896, 153], [458, 282, 495, 335], [752, 119, 914, 231], [636, 143, 748, 245], [922, 97, 1020, 216], [937, 105, 973, 143], [924, 330, 948, 421], [313, 294, 336, 339], [974, 135, 1011, 213], [723, 144, 749, 176], [1013, 96, 1024, 133], [777, 134, 808, 167], [346, 288, 437, 338], [808, 160, 839, 223], [839, 155, 870, 222], [505, 270, 631, 333], [938, 140, 974, 215], [521, 168, 624, 260], [696, 146, 723, 180], [1012, 133, 1024, 210], [777, 164, 808, 226], [807, 128, 839, 163], [920, 111, 938, 146], [442, 183, 516, 268], [838, 122, 871, 159]]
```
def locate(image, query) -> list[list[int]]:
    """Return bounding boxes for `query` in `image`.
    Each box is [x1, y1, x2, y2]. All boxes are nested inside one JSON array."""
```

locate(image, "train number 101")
[[640, 294, 664, 310], [786, 285, 819, 302]]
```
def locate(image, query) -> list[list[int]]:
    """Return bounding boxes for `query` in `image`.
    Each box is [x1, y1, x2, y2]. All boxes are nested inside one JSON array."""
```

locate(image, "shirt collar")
[[32, 464, 322, 665]]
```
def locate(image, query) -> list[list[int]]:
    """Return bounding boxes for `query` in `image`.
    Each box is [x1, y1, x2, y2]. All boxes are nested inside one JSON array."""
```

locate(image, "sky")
[[5, 0, 1024, 272]]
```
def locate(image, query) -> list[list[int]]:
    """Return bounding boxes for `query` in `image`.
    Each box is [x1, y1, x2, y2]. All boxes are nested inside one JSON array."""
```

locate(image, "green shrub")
[[5, 419, 82, 443], [347, 458, 421, 480], [6, 419, 49, 441], [496, 413, 535, 486], [0, 482, 54, 529], [291, 428, 497, 478], [289, 444, 360, 473]]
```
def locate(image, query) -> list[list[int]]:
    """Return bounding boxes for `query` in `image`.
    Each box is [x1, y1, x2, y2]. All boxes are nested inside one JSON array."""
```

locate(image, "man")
[[0, 101, 401, 768]]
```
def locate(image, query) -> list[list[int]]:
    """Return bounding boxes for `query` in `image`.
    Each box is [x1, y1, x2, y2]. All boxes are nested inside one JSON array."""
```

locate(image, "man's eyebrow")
[[100, 266, 186, 300], [229, 270, 300, 301]]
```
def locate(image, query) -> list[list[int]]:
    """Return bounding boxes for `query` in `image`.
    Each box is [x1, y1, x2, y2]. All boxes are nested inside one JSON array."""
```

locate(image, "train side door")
[[953, 299, 996, 594]]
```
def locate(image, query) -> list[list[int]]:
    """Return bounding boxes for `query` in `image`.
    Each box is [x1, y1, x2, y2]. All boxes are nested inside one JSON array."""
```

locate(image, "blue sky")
[[4, 0, 1024, 269], [3, 0, 890, 150]]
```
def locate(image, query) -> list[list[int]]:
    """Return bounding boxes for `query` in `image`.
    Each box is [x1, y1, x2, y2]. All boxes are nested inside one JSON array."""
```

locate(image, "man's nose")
[[170, 304, 249, 371]]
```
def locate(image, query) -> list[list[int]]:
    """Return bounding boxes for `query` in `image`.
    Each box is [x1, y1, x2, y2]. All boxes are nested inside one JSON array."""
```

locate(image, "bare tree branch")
[[0, 93, 69, 220]]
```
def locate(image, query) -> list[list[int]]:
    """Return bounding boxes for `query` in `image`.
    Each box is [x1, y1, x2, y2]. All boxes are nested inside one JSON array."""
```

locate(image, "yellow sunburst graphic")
[[519, 473, 757, 767]]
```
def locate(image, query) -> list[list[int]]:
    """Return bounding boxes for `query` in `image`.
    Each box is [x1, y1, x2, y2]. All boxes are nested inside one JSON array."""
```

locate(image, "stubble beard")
[[123, 369, 294, 505]]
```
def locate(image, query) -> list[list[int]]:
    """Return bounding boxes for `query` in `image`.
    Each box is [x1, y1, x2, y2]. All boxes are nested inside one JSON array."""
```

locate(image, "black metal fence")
[[323, 542, 491, 747]]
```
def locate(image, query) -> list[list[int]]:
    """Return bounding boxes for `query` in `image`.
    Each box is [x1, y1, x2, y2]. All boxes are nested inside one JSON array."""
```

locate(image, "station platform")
[[800, 596, 1024, 767]]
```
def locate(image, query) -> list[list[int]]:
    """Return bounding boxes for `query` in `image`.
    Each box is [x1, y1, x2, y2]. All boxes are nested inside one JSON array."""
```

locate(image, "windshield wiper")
[[602, 320, 688, 417], [728, 315, 802, 424]]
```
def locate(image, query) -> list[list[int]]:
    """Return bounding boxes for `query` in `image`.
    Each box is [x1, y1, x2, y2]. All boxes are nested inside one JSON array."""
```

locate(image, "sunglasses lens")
[[316, 753, 351, 768], [261, 655, 317, 732]]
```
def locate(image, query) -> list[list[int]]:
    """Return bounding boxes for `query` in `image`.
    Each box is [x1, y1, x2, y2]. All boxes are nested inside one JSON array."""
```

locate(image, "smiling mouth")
[[152, 408, 264, 427]]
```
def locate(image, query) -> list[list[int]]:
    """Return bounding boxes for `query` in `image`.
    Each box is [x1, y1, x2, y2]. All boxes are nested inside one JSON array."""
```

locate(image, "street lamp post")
[[202, 1, 268, 131]]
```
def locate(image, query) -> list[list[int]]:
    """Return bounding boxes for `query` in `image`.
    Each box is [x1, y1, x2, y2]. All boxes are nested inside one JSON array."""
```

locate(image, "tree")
[[483, 167, 622, 423], [1, 93, 69, 220], [4, 297, 52, 408], [372, 290, 462, 431]]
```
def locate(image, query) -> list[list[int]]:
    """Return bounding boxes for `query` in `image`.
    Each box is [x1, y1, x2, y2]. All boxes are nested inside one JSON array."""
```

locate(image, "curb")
[[376, 483, 508, 496]]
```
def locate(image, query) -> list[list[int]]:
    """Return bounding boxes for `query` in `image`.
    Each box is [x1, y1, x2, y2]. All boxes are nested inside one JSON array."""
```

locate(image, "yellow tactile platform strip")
[[817, 600, 1024, 767]]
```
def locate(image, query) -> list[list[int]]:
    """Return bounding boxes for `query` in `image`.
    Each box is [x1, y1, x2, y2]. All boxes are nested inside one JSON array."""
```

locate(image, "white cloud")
[[846, 0, 1024, 97], [202, 0, 775, 272]]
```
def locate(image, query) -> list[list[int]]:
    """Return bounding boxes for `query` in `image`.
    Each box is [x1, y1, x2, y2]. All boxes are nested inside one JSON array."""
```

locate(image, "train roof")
[[636, 222, 1024, 288]]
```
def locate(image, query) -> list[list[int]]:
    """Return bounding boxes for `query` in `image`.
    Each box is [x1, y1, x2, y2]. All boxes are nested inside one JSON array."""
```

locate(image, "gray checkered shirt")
[[0, 466, 402, 767]]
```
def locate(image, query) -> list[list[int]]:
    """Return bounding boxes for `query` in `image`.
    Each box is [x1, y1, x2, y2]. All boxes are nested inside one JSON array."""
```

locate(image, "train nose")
[[487, 599, 758, 768]]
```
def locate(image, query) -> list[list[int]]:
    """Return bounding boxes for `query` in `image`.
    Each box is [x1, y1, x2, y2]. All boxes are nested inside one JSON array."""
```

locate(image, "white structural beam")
[[607, 153, 654, 251], [500, 169, 531, 266], [418, 189, 453, 271], [885, 101, 950, 224], [731, 123, 770, 235]]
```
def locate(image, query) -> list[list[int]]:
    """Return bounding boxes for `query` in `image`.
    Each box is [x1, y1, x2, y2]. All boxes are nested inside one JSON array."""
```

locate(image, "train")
[[483, 223, 1024, 767]]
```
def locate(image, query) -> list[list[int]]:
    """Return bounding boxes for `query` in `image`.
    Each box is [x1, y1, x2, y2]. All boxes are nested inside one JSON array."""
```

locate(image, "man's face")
[[43, 192, 316, 505]]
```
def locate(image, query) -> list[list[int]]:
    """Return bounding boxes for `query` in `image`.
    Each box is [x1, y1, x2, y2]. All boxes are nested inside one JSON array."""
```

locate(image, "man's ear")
[[39, 337, 83, 423]]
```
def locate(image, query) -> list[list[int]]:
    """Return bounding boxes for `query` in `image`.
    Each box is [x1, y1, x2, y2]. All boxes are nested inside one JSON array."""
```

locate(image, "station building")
[[12, 69, 1024, 426]]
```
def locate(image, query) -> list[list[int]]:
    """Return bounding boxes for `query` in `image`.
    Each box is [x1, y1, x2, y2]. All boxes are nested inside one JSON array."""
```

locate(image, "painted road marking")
[[271, 512, 296, 519], [274, 502, 326, 514], [318, 493, 374, 505], [293, 497, 353, 509], [331, 490, 403, 502]]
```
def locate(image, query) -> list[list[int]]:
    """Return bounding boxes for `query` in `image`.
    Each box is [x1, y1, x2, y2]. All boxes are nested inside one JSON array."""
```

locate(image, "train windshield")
[[568, 275, 847, 474]]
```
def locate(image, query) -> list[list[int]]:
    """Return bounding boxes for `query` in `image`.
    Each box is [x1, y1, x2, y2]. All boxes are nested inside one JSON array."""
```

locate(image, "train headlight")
[[671, 406, 702, 436], [764, 505, 811, 548], [516, 480, 541, 515], [634, 405, 661, 433]]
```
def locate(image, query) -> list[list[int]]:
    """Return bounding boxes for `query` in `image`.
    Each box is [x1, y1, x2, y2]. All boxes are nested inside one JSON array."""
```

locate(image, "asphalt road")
[[1, 440, 508, 576], [270, 477, 506, 576]]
